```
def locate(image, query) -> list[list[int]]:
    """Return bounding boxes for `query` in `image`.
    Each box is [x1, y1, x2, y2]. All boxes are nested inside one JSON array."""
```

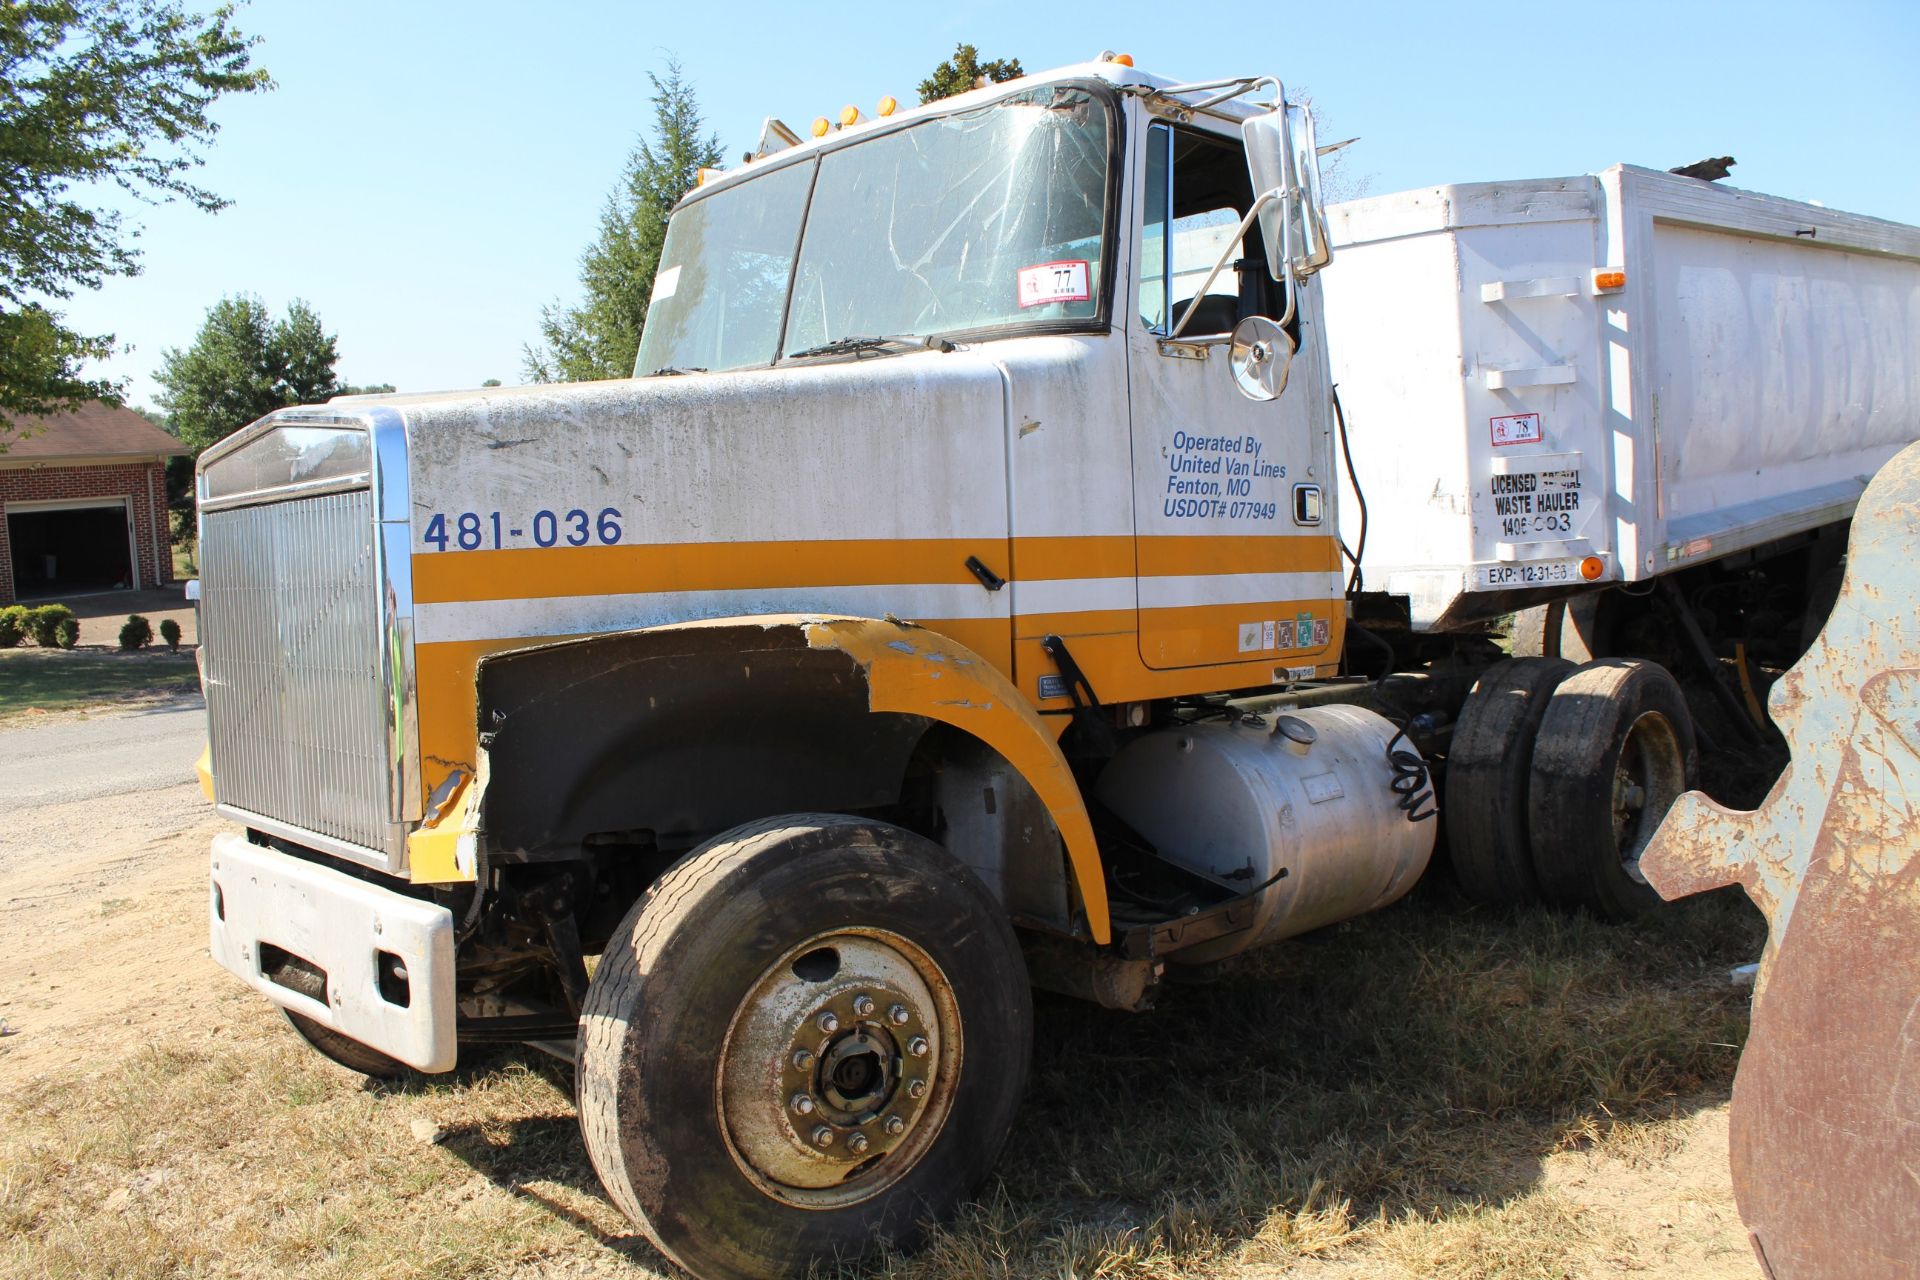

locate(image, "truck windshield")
[[634, 84, 1112, 376]]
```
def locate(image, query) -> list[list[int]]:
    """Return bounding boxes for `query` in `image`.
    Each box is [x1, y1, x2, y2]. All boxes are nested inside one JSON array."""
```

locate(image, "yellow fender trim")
[[802, 617, 1111, 944], [408, 771, 477, 884]]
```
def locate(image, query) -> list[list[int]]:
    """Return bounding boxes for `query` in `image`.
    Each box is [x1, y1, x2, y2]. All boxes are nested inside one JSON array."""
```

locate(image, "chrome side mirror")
[[1228, 316, 1294, 401], [1241, 103, 1332, 282]]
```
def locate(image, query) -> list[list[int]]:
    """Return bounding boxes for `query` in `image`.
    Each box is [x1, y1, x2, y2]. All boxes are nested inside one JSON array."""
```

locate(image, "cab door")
[[1125, 118, 1342, 674]]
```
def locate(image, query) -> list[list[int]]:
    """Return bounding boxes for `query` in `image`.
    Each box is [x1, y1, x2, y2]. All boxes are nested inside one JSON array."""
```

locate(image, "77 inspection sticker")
[[1017, 260, 1091, 307]]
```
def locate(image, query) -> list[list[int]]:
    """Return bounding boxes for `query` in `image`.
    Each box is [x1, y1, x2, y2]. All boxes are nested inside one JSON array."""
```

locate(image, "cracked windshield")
[[634, 85, 1111, 375]]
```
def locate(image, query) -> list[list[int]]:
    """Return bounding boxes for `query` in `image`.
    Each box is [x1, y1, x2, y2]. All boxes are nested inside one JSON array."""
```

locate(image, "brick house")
[[0, 402, 188, 606]]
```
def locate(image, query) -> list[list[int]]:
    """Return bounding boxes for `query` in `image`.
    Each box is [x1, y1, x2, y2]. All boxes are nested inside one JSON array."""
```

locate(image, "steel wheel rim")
[[1612, 710, 1687, 884], [717, 928, 961, 1209]]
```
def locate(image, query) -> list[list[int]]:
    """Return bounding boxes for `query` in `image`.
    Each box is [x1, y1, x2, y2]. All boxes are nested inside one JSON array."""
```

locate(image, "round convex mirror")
[[1228, 316, 1295, 401]]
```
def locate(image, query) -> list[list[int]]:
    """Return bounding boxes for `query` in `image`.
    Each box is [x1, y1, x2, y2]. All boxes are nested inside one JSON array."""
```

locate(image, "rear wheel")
[[577, 814, 1030, 1280], [1510, 594, 1610, 662], [1445, 657, 1575, 904], [1528, 660, 1696, 920]]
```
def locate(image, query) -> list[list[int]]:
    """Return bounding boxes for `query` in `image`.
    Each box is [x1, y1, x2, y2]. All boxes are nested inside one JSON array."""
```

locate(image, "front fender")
[[799, 616, 1109, 943], [416, 615, 1109, 944]]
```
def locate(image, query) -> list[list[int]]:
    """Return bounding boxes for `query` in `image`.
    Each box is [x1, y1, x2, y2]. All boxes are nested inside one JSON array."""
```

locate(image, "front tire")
[[577, 814, 1031, 1280]]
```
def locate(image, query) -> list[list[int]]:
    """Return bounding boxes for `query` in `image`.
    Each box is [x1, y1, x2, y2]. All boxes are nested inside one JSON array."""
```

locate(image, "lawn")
[[0, 648, 200, 721], [0, 881, 1764, 1280]]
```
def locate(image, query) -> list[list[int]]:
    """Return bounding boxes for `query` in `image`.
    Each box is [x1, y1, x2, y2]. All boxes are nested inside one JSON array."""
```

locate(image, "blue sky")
[[54, 0, 1920, 409]]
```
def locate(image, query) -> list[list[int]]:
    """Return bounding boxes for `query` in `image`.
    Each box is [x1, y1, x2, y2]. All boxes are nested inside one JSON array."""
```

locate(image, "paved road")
[[0, 695, 207, 816]]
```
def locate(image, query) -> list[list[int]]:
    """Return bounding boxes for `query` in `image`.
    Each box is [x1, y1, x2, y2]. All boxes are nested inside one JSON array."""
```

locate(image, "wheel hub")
[[719, 930, 957, 1207], [1612, 710, 1687, 885]]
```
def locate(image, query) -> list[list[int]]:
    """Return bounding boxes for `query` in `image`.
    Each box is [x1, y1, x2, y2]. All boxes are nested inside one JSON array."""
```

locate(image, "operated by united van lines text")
[[1165, 430, 1285, 521]]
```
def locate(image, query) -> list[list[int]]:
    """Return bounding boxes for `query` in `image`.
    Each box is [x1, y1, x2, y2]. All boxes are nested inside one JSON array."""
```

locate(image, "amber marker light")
[[811, 117, 830, 138], [1580, 556, 1606, 581], [839, 104, 861, 127], [877, 95, 897, 117], [1593, 268, 1627, 292], [1112, 53, 1134, 66]]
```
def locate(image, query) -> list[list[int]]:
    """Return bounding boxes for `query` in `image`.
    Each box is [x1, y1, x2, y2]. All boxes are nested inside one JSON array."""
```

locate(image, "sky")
[[51, 0, 1920, 410]]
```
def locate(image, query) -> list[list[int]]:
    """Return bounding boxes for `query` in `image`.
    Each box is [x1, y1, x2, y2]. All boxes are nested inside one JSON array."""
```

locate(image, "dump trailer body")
[[1320, 163, 1920, 631]]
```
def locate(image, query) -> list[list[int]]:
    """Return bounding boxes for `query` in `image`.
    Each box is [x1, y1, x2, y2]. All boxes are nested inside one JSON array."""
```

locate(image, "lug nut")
[[790, 1093, 815, 1116], [884, 1115, 905, 1135], [907, 1079, 927, 1099], [847, 1132, 870, 1155], [908, 1036, 929, 1058], [888, 1004, 909, 1025], [791, 1048, 814, 1071], [811, 1126, 834, 1148], [816, 1011, 839, 1034], [852, 994, 875, 1017]]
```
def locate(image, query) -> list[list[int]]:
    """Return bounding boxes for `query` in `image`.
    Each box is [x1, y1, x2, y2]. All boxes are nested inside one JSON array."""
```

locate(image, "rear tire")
[[1527, 660, 1697, 920], [1511, 594, 1609, 662], [577, 814, 1030, 1280], [1445, 657, 1575, 904]]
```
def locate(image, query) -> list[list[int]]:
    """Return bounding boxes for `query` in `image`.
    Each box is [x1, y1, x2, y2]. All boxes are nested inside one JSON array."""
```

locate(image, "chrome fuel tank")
[[1095, 705, 1435, 962]]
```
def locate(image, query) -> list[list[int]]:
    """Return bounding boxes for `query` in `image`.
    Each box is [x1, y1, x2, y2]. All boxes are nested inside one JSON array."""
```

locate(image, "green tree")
[[0, 1, 269, 431], [154, 296, 344, 453], [525, 61, 722, 383], [917, 43, 1023, 104]]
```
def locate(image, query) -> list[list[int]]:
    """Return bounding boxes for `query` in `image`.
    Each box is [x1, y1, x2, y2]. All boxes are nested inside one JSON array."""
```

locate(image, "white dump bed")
[[1319, 164, 1920, 631]]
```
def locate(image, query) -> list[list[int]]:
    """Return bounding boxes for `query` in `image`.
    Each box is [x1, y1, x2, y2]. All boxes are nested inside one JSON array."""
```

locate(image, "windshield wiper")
[[786, 334, 956, 361], [647, 365, 707, 377]]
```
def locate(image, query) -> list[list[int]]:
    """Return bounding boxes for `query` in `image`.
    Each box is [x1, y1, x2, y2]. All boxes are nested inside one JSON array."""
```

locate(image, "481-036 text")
[[421, 508, 623, 551]]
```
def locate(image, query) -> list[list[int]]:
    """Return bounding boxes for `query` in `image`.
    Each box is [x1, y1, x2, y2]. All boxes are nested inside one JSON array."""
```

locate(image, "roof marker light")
[[811, 117, 830, 138], [877, 95, 897, 117], [839, 104, 861, 127]]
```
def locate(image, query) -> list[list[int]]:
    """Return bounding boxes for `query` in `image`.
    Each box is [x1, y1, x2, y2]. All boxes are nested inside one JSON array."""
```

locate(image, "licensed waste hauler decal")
[[1490, 467, 1582, 538]]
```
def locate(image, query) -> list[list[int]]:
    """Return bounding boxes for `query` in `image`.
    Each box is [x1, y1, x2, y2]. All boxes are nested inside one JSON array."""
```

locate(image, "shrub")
[[27, 604, 75, 648], [53, 617, 80, 649], [159, 618, 182, 652], [119, 614, 153, 651], [0, 605, 25, 648]]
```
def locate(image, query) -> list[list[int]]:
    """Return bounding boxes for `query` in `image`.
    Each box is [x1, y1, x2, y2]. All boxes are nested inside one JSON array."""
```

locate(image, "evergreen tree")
[[525, 62, 722, 383], [154, 296, 345, 453], [918, 44, 1023, 104], [0, 1, 269, 431]]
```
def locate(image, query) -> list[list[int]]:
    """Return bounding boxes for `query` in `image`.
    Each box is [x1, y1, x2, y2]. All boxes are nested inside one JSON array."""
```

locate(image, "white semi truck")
[[192, 55, 1920, 1279]]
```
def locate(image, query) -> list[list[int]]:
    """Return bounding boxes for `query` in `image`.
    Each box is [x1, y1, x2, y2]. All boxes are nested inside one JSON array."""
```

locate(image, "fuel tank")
[[1094, 705, 1435, 962]]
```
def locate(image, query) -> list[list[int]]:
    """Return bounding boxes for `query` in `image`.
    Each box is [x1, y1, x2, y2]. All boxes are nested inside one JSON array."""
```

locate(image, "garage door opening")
[[7, 502, 136, 600]]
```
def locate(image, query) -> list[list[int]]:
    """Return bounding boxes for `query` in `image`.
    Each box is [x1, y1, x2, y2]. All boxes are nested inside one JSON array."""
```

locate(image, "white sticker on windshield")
[[1017, 260, 1091, 308], [650, 265, 681, 302]]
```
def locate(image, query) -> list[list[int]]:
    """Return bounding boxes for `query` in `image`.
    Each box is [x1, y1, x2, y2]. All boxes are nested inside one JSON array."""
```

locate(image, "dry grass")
[[0, 884, 1763, 1280]]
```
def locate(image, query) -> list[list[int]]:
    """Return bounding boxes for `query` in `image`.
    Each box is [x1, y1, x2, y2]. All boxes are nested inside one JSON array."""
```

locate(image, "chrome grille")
[[201, 489, 393, 855]]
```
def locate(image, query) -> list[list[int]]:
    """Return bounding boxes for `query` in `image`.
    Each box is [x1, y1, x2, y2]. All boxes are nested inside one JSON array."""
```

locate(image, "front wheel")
[[577, 814, 1031, 1280]]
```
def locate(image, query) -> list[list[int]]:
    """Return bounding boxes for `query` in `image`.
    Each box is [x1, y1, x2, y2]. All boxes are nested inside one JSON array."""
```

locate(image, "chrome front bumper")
[[208, 832, 456, 1072]]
